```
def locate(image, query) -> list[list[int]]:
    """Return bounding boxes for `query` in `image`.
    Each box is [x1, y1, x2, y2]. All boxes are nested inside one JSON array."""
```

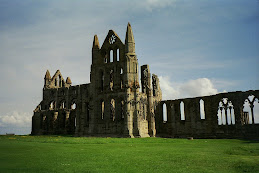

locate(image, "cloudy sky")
[[0, 0, 258, 134]]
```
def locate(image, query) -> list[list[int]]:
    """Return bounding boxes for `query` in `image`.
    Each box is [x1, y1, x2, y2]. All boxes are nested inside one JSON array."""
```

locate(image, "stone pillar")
[[133, 88, 141, 137], [141, 65, 155, 137], [124, 88, 134, 137]]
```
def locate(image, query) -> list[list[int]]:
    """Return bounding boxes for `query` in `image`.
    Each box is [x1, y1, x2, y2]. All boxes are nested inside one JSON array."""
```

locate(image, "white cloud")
[[179, 78, 218, 98], [0, 111, 31, 128], [159, 76, 218, 100], [159, 76, 180, 100]]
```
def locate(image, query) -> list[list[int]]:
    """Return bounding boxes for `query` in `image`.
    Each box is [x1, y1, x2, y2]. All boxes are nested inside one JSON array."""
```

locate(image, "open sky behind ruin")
[[0, 0, 258, 134]]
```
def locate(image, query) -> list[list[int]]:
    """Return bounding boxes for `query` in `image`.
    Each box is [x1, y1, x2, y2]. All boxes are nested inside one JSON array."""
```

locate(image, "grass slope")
[[0, 136, 258, 173]]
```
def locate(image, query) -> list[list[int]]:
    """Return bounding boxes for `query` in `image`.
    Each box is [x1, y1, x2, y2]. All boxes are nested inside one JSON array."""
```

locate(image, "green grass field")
[[0, 136, 258, 173]]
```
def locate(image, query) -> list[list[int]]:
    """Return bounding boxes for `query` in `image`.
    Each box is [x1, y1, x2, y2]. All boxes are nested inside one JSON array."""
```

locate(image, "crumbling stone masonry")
[[32, 23, 259, 138], [32, 23, 161, 137]]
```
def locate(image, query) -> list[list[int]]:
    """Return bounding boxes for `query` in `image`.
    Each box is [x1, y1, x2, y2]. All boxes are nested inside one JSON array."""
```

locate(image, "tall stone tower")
[[89, 23, 151, 137]]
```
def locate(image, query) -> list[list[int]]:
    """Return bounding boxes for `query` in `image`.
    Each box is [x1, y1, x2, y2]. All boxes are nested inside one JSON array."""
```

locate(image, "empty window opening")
[[217, 108, 222, 125], [117, 48, 119, 61], [243, 100, 251, 124], [243, 95, 259, 124], [200, 99, 205, 119], [110, 50, 113, 62], [217, 98, 235, 125], [71, 102, 76, 109], [43, 115, 46, 122], [50, 101, 55, 109], [228, 102, 235, 125], [222, 108, 227, 125], [224, 99, 229, 122], [110, 99, 115, 121], [101, 101, 105, 119], [61, 101, 65, 109], [180, 101, 185, 120], [163, 103, 167, 122]]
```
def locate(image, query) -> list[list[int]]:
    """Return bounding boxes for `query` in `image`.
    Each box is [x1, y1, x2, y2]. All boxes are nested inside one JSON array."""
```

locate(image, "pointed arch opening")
[[60, 101, 66, 109], [117, 48, 120, 61], [110, 49, 113, 62], [200, 99, 205, 119], [163, 103, 167, 122], [50, 101, 56, 110], [71, 101, 76, 110], [217, 98, 235, 125], [243, 95, 259, 124], [180, 101, 185, 120]]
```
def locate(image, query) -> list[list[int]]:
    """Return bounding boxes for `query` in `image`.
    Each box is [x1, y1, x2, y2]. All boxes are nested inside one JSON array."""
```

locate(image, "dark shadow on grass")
[[239, 139, 259, 143], [234, 161, 259, 173]]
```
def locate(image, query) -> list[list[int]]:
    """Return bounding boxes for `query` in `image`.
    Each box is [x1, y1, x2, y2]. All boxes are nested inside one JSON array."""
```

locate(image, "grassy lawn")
[[0, 136, 258, 173]]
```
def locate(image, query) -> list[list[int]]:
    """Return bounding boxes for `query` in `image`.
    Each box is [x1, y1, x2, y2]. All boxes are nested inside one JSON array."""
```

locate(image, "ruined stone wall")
[[32, 23, 258, 139], [32, 23, 162, 137], [32, 84, 90, 135], [156, 90, 259, 139]]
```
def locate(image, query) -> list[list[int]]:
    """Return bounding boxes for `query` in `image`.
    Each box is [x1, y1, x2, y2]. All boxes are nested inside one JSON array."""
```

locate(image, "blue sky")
[[0, 0, 258, 134]]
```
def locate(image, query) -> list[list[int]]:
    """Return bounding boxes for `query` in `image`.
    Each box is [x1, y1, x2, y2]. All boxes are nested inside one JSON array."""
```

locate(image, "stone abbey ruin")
[[32, 23, 259, 138]]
